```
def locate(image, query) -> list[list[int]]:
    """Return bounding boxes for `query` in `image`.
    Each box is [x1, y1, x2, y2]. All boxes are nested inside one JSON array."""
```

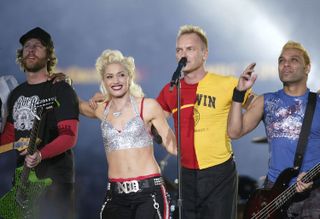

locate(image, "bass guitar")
[[0, 97, 59, 219], [243, 162, 320, 219]]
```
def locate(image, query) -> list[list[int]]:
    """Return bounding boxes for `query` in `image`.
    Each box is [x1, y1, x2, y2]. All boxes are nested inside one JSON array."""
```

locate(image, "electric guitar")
[[243, 162, 320, 219], [0, 137, 41, 154], [0, 97, 59, 219]]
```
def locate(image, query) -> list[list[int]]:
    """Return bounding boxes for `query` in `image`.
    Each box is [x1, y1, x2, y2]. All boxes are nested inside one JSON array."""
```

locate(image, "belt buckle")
[[117, 180, 139, 194], [154, 177, 163, 186]]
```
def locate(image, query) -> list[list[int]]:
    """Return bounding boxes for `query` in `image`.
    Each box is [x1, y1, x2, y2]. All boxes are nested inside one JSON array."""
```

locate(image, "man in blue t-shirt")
[[228, 41, 320, 218]]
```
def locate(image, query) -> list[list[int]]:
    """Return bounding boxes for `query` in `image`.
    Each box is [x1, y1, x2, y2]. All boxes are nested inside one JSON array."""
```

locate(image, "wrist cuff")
[[232, 88, 246, 103]]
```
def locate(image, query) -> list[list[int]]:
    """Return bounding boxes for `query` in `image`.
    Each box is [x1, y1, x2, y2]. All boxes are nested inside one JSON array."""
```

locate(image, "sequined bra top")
[[101, 96, 153, 153]]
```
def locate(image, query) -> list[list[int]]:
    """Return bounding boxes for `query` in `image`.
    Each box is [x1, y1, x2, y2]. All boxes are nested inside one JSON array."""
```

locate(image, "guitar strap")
[[293, 92, 317, 171]]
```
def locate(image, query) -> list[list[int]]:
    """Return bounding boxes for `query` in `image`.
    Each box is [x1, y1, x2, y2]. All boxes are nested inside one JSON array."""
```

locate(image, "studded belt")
[[108, 176, 164, 194]]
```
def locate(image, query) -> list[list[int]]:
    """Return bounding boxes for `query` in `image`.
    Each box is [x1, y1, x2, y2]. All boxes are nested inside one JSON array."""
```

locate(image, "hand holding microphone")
[[169, 57, 187, 91]]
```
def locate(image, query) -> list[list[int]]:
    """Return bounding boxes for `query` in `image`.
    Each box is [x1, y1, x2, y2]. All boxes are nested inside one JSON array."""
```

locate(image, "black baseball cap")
[[19, 27, 54, 47]]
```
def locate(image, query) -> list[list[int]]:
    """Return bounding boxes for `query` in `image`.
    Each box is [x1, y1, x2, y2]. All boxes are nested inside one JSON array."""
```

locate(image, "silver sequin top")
[[101, 96, 153, 153]]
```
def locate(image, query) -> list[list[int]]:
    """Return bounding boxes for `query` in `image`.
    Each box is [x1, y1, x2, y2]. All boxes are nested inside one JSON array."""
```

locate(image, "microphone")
[[169, 57, 187, 91]]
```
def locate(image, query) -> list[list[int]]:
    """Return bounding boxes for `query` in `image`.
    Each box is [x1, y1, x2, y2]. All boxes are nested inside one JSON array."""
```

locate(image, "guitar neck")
[[301, 162, 320, 184], [19, 108, 44, 188], [26, 109, 43, 155]]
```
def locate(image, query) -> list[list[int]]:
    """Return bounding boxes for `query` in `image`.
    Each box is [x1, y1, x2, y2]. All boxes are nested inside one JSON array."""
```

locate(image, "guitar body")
[[0, 166, 52, 219], [243, 168, 297, 219]]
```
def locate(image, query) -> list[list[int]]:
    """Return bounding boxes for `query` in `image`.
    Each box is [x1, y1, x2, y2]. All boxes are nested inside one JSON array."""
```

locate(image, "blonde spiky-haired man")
[[157, 25, 253, 219]]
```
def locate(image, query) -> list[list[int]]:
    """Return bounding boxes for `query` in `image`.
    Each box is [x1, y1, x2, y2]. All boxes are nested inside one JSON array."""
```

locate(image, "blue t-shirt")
[[263, 89, 320, 184]]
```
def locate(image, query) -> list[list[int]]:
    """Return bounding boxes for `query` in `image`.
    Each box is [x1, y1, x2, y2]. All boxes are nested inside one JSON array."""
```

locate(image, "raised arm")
[[144, 98, 177, 155], [227, 63, 264, 139], [79, 92, 107, 118]]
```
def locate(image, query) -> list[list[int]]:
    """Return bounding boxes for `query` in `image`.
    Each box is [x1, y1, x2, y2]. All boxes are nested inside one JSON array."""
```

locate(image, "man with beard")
[[0, 27, 79, 219]]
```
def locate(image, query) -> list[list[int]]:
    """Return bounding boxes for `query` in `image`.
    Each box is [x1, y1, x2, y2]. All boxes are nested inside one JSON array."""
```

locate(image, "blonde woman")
[[79, 49, 176, 219]]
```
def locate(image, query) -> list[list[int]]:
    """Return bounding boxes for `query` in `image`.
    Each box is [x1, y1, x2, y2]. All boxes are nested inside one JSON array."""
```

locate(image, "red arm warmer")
[[40, 119, 79, 159], [0, 122, 15, 145]]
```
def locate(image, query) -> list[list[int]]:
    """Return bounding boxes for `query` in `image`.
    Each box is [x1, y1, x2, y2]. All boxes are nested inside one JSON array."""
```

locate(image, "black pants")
[[181, 157, 238, 219], [182, 158, 238, 219], [100, 184, 169, 219]]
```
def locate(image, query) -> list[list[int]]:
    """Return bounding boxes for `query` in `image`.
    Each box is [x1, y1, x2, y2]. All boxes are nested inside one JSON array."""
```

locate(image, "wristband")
[[232, 87, 246, 103]]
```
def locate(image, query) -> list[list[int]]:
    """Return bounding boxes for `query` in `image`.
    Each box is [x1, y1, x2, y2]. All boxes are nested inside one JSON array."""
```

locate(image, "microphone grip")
[[169, 70, 180, 91], [169, 57, 187, 91]]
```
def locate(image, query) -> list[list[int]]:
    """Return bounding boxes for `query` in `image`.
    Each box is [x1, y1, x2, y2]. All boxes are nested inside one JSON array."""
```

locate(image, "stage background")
[[1, 1, 320, 218]]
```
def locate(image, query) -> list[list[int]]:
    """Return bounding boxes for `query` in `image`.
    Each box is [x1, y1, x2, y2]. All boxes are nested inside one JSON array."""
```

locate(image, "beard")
[[22, 56, 48, 73]]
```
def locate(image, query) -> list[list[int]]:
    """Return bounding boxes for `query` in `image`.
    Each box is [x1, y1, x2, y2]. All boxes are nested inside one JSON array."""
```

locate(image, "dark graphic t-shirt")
[[7, 80, 79, 183]]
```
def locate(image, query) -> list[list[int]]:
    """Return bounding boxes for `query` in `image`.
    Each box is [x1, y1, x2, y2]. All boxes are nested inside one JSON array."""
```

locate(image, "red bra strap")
[[140, 98, 145, 119], [105, 101, 109, 109]]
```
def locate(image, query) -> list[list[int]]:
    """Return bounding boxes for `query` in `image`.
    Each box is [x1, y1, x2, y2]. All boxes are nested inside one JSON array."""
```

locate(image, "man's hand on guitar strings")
[[24, 150, 42, 168], [296, 172, 313, 193]]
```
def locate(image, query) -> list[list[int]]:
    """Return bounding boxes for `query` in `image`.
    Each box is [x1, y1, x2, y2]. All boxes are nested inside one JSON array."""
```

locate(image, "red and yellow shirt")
[[157, 72, 243, 169]]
